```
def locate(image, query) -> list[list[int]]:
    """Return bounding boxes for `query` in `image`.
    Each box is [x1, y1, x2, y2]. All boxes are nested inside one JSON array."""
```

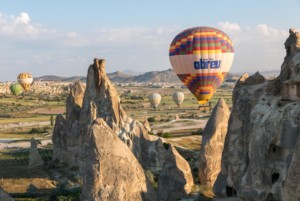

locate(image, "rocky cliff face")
[[158, 145, 194, 201], [198, 98, 230, 187], [214, 28, 300, 201], [52, 58, 194, 200], [0, 187, 14, 201], [81, 118, 156, 201]]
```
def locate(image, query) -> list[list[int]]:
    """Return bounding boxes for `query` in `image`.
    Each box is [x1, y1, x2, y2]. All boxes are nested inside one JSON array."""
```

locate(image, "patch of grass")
[[145, 170, 158, 191], [165, 136, 201, 151], [192, 128, 203, 135], [161, 132, 172, 138], [0, 149, 30, 160], [30, 127, 48, 134], [0, 133, 44, 139], [0, 148, 52, 161], [0, 177, 55, 195], [0, 116, 50, 124]]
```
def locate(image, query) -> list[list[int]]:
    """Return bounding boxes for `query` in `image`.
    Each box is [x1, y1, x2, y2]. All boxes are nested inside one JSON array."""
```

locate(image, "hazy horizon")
[[1, 1, 299, 82]]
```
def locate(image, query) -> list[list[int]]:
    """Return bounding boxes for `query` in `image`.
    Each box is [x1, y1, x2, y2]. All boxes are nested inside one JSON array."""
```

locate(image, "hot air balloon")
[[17, 72, 33, 91], [169, 26, 234, 105], [148, 93, 161, 109], [173, 92, 184, 107], [10, 83, 23, 96]]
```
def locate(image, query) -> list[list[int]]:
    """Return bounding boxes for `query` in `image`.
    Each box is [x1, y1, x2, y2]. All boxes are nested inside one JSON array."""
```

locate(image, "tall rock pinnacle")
[[198, 98, 230, 187]]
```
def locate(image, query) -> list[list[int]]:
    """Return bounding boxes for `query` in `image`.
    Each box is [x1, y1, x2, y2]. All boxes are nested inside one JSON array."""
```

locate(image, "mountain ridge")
[[34, 69, 249, 83]]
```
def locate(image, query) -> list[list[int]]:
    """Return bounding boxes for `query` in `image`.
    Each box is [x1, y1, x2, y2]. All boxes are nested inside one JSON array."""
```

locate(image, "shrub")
[[191, 128, 203, 135], [161, 133, 172, 138], [147, 117, 156, 123], [163, 143, 170, 150], [30, 127, 47, 134], [145, 170, 158, 191]]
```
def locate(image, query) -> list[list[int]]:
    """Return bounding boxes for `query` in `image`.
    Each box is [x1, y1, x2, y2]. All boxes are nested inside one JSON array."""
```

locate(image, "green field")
[[0, 85, 233, 135]]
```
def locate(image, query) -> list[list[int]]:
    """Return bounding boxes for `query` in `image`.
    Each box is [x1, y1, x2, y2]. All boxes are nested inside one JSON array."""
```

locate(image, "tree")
[[50, 114, 54, 127]]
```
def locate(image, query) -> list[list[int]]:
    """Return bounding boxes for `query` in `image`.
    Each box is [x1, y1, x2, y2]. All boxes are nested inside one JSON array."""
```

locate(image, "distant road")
[[0, 121, 50, 130], [0, 139, 52, 150], [152, 118, 207, 133]]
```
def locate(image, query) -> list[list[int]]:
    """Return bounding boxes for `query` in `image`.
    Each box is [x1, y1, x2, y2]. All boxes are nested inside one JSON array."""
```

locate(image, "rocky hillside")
[[35, 69, 180, 83], [35, 69, 238, 83], [214, 28, 300, 201]]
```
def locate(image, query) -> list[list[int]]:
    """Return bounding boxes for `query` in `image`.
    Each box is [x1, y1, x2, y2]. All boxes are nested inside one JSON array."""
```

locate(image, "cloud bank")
[[0, 12, 290, 81]]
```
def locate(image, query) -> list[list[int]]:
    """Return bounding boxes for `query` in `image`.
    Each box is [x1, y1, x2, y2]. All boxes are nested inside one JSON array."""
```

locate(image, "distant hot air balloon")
[[169, 26, 234, 105], [148, 93, 161, 109], [173, 92, 185, 107], [10, 83, 23, 96], [17, 72, 33, 91]]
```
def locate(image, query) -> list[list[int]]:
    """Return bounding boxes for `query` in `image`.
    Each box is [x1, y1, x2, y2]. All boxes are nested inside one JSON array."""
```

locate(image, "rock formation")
[[52, 114, 66, 162], [214, 28, 300, 200], [0, 187, 14, 201], [52, 58, 194, 200], [80, 118, 156, 201], [28, 138, 44, 168], [198, 98, 230, 187], [158, 144, 194, 201], [65, 80, 86, 167], [143, 118, 151, 132]]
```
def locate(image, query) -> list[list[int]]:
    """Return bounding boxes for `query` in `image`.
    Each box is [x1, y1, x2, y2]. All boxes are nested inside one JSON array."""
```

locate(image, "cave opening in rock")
[[272, 146, 276, 153], [266, 193, 278, 201], [267, 144, 288, 161], [226, 186, 236, 197], [272, 173, 280, 184]]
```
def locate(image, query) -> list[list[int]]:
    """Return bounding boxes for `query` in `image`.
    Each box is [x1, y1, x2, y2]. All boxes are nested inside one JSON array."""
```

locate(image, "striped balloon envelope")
[[169, 26, 234, 105], [17, 72, 33, 91]]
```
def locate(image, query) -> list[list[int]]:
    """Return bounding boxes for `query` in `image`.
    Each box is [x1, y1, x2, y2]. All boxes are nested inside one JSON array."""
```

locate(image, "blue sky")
[[1, 0, 300, 81]]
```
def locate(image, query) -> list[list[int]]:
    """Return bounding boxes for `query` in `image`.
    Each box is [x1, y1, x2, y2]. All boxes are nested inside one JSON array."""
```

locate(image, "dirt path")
[[28, 107, 65, 115], [152, 118, 207, 133], [0, 139, 52, 150], [0, 121, 50, 130]]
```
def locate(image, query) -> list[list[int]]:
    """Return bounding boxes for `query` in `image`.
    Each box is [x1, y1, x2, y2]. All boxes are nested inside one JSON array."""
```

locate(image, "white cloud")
[[0, 12, 293, 80], [256, 24, 288, 38], [228, 23, 289, 72], [16, 12, 30, 24], [218, 21, 241, 33], [0, 12, 55, 38]]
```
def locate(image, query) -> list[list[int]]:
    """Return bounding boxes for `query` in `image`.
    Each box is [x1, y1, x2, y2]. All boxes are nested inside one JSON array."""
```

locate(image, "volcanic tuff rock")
[[158, 145, 194, 201], [52, 114, 67, 162], [52, 58, 194, 199], [80, 118, 156, 201], [214, 28, 300, 201], [66, 80, 85, 167], [0, 187, 14, 201], [28, 138, 44, 168], [143, 118, 152, 132], [198, 98, 230, 187]]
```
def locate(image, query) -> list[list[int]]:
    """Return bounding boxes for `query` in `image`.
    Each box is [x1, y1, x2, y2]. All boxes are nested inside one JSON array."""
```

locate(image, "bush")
[[163, 143, 170, 150], [30, 127, 47, 134], [147, 117, 156, 123], [161, 133, 172, 138], [191, 128, 203, 135], [145, 170, 158, 191]]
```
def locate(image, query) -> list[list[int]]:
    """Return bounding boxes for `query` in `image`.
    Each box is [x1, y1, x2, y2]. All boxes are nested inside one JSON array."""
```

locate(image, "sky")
[[1, 0, 300, 81]]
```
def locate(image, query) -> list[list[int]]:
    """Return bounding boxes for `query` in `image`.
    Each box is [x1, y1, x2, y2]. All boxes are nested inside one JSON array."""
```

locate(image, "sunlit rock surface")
[[52, 58, 194, 200], [80, 118, 156, 201], [214, 28, 300, 201], [198, 98, 230, 187]]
